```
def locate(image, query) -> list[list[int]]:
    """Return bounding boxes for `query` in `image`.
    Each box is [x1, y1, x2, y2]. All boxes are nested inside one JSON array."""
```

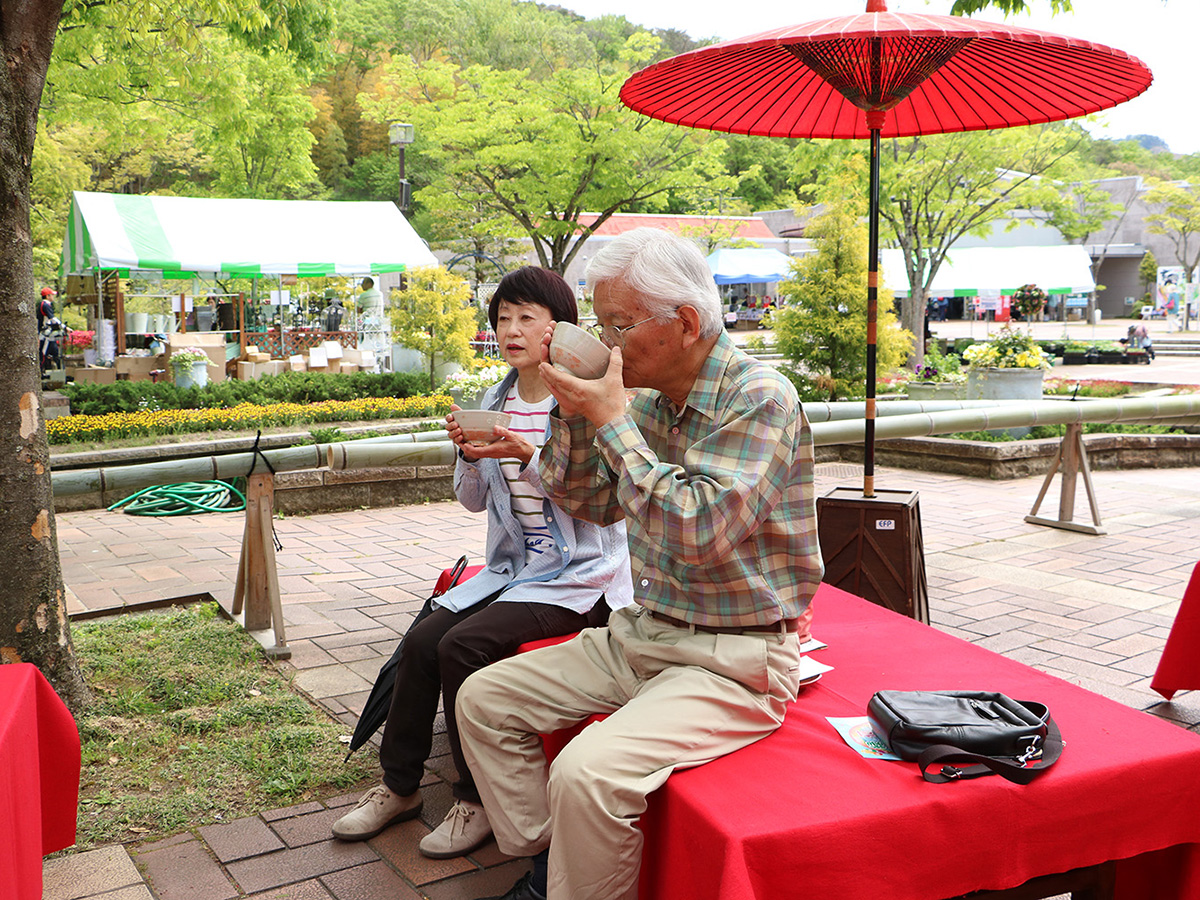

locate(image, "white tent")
[[60, 191, 438, 279], [707, 248, 795, 285], [880, 245, 1095, 296]]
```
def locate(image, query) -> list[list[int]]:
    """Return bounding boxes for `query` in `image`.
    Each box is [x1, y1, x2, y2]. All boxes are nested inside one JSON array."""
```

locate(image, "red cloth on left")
[[0, 663, 81, 900], [1152, 559, 1200, 700]]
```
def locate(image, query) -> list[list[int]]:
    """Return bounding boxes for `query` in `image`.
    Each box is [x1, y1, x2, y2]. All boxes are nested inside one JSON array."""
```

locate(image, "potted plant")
[[66, 329, 97, 367], [1062, 340, 1092, 366], [169, 346, 214, 389], [905, 346, 967, 401], [1093, 341, 1125, 364], [441, 361, 509, 409], [1011, 283, 1047, 322]]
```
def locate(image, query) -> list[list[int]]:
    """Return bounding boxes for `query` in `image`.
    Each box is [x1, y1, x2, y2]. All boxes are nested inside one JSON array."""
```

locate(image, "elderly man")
[[457, 227, 822, 900]]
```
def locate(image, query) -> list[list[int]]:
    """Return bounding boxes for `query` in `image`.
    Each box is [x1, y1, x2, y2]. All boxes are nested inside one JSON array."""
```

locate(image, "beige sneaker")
[[331, 784, 422, 841], [418, 800, 492, 858]]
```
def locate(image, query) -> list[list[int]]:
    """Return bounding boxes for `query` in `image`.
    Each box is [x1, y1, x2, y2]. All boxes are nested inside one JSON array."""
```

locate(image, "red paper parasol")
[[621, 0, 1151, 497]]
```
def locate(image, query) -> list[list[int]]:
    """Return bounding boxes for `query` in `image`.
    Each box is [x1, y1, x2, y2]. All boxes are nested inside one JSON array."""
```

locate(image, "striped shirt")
[[500, 387, 557, 565], [538, 330, 822, 627]]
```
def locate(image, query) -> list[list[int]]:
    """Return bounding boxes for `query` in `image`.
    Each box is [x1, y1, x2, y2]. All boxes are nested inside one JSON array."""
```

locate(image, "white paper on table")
[[796, 655, 833, 686], [827, 717, 902, 760], [798, 637, 828, 654]]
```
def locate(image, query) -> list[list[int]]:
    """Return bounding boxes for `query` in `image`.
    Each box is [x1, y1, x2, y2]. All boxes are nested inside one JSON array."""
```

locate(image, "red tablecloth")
[[1, 663, 81, 900], [622, 585, 1200, 899], [1152, 560, 1200, 700]]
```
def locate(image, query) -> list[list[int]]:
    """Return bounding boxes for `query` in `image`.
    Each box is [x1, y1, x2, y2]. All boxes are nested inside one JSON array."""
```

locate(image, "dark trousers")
[[378, 592, 609, 803]]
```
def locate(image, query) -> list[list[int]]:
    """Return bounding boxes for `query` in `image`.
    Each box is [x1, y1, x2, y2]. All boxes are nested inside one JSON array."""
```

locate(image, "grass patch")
[[71, 603, 378, 849]]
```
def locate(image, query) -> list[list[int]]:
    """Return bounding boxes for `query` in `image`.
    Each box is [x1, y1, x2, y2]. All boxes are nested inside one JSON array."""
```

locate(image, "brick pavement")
[[46, 461, 1200, 900]]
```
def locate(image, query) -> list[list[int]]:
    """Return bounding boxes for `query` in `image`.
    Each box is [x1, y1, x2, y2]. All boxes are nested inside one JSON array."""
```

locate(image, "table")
[[1, 664, 81, 900], [625, 585, 1200, 900], [1152, 560, 1200, 700]]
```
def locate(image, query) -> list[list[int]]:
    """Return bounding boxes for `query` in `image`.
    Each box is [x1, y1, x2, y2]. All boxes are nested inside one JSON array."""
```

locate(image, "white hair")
[[585, 228, 723, 338]]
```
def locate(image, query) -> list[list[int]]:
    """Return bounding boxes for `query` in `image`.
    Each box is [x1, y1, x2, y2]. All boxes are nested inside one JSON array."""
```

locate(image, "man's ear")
[[677, 305, 703, 349]]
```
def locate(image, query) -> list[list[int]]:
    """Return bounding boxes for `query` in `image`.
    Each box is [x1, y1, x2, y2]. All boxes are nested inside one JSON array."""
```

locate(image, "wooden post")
[[231, 473, 290, 658], [1025, 422, 1106, 535]]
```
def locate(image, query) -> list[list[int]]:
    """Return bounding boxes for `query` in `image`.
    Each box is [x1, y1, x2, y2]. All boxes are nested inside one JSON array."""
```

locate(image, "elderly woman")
[[332, 267, 631, 861]]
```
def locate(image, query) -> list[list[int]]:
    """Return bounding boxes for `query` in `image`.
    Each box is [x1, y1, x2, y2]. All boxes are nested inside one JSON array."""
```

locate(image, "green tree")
[[389, 267, 478, 391], [773, 158, 912, 402], [1142, 179, 1200, 283], [1138, 249, 1159, 301], [877, 125, 1081, 362], [361, 33, 717, 274], [2, 0, 326, 708]]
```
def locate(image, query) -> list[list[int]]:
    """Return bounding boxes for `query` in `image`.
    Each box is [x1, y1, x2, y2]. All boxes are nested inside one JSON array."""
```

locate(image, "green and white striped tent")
[[60, 191, 438, 280], [881, 245, 1095, 297]]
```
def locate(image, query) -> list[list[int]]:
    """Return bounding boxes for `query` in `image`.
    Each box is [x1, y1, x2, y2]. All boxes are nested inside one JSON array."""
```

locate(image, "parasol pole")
[[863, 111, 886, 498]]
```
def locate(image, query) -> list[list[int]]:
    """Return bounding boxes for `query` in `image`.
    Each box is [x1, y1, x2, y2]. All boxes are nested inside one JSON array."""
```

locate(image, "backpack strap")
[[918, 715, 1063, 785]]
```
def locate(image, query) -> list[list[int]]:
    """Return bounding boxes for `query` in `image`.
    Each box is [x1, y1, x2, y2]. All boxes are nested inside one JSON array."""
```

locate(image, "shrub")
[[62, 370, 432, 416]]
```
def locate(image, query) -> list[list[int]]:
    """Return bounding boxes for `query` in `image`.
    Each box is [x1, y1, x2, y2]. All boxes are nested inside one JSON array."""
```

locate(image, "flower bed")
[[47, 395, 452, 445]]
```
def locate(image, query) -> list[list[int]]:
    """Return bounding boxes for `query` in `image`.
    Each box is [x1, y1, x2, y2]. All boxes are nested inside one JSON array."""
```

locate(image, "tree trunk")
[[1, 0, 91, 709], [903, 290, 926, 367]]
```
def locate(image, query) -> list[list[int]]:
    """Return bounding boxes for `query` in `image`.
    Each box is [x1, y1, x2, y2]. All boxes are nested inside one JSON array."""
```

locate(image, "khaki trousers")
[[457, 605, 802, 900]]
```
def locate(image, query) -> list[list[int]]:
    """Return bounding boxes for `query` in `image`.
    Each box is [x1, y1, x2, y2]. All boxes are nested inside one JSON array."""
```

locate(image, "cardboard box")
[[262, 360, 287, 377], [115, 355, 164, 382], [359, 350, 376, 370], [309, 347, 328, 368], [288, 355, 307, 372], [71, 366, 117, 385], [237, 360, 260, 381], [321, 340, 344, 360], [341, 348, 363, 366]]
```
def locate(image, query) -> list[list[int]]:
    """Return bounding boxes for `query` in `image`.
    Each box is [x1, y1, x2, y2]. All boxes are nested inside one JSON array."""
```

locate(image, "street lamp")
[[388, 121, 415, 212]]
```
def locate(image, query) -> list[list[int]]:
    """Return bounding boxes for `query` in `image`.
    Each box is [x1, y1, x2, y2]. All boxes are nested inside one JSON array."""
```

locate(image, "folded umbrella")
[[345, 555, 480, 759]]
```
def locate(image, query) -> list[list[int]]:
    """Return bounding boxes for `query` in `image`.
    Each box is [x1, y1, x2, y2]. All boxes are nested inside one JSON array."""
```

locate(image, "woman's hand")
[[461, 427, 537, 465]]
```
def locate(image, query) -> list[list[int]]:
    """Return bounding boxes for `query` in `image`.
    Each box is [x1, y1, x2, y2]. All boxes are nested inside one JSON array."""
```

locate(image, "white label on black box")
[[875, 519, 896, 530]]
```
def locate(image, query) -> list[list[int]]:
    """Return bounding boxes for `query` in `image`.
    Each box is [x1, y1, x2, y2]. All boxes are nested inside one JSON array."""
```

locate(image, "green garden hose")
[[108, 481, 247, 516]]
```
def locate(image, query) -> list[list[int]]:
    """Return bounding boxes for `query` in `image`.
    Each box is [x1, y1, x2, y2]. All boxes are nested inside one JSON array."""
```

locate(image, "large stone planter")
[[173, 360, 209, 390], [966, 367, 1045, 438], [906, 381, 966, 402]]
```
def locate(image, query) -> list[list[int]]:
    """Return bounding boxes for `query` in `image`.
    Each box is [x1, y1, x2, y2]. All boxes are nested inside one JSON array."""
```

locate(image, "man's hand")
[[539, 345, 627, 428]]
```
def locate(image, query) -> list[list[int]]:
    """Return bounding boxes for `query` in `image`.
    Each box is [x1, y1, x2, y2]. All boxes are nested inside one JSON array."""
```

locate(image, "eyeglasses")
[[586, 315, 661, 347]]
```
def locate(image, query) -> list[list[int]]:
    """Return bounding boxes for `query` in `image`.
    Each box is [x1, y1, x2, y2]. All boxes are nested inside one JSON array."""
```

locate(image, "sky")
[[562, 0, 1199, 155]]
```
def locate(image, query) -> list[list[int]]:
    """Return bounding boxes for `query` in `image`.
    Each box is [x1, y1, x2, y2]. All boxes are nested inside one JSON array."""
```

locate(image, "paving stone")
[[245, 877, 337, 900], [369, 818, 477, 887], [292, 664, 374, 699], [320, 859, 427, 900], [198, 816, 286, 863], [225, 841, 381, 894], [421, 861, 532, 900], [43, 846, 142, 900], [271, 807, 348, 848], [261, 801, 325, 823], [138, 838, 238, 900]]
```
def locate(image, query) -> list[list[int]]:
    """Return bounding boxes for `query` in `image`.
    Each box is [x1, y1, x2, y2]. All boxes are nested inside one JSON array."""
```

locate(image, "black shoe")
[[477, 872, 546, 900]]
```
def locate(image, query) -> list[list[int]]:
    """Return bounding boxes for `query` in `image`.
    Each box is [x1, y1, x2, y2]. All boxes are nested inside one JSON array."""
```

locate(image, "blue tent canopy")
[[707, 248, 794, 285]]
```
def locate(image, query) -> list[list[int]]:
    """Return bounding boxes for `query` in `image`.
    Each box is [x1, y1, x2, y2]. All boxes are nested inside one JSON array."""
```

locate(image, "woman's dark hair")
[[487, 267, 578, 329]]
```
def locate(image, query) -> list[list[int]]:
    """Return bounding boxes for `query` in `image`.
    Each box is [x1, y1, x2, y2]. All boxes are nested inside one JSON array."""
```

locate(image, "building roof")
[[577, 212, 776, 240]]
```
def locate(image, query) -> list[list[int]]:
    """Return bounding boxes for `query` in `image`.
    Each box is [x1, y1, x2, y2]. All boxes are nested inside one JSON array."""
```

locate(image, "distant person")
[[37, 288, 65, 374], [358, 276, 384, 320]]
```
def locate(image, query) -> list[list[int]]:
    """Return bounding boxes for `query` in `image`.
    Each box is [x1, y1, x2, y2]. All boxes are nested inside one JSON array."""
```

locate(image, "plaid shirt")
[[538, 331, 822, 627]]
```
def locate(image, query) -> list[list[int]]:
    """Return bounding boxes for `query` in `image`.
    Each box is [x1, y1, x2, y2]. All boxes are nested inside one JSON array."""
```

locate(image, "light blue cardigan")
[[435, 368, 633, 615]]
